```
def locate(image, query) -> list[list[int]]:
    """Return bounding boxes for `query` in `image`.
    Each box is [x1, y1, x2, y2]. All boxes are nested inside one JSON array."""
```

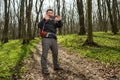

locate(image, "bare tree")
[[19, 0, 26, 44], [97, 0, 103, 31], [25, 0, 33, 43], [33, 0, 44, 39], [56, 0, 62, 34], [2, 0, 10, 43], [106, 0, 118, 35], [102, 0, 108, 32], [12, 0, 20, 39], [0, 1, 4, 40], [77, 0, 86, 35], [112, 0, 119, 33], [0, 0, 120, 42], [61, 0, 66, 35], [83, 0, 97, 46]]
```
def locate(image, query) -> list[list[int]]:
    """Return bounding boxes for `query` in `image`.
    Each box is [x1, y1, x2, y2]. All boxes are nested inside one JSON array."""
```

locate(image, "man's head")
[[46, 9, 54, 17]]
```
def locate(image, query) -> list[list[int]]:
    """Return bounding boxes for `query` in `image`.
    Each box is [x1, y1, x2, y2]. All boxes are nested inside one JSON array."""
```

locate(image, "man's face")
[[47, 11, 54, 17]]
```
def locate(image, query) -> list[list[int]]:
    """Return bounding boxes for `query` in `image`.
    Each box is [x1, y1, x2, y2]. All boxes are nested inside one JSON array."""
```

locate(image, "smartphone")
[[50, 16, 55, 20]]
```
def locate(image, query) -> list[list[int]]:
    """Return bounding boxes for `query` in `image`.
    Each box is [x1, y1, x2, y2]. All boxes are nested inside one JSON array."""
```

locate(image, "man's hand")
[[45, 15, 50, 21], [55, 15, 61, 21]]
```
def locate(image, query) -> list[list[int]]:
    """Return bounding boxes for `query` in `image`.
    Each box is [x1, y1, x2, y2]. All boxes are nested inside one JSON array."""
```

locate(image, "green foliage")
[[0, 38, 40, 79], [58, 32, 120, 65]]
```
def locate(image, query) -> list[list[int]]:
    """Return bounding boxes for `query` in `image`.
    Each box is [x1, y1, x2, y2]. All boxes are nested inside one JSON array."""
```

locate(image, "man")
[[38, 9, 63, 75]]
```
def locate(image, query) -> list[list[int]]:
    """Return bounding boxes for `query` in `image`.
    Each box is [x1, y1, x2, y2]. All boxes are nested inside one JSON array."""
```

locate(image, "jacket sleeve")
[[56, 20, 63, 28], [38, 18, 46, 29]]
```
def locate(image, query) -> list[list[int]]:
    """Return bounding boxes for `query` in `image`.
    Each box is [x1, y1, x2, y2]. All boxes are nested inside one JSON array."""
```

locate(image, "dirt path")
[[21, 42, 120, 80]]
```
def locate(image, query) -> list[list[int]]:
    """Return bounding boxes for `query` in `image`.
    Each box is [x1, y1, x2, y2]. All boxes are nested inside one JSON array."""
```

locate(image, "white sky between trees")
[[32, 0, 98, 18], [0, 0, 98, 20]]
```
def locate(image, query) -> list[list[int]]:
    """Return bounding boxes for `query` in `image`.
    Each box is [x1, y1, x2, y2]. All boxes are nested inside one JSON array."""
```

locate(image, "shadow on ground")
[[42, 69, 88, 80]]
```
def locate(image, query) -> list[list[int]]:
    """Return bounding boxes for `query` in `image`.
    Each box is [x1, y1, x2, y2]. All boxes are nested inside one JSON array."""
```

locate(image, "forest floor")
[[20, 41, 120, 80]]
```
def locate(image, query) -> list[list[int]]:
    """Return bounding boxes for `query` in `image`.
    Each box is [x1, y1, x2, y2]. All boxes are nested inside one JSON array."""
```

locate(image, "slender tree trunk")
[[62, 0, 66, 35], [56, 0, 62, 34], [33, 0, 44, 39], [86, 0, 93, 43], [18, 0, 22, 39], [106, 0, 118, 35], [2, 0, 10, 43], [102, 0, 108, 32], [25, 0, 33, 43], [13, 0, 20, 39], [115, 0, 120, 30], [77, 0, 86, 35], [97, 0, 103, 31], [19, 0, 26, 44], [112, 0, 118, 33], [83, 0, 98, 46]]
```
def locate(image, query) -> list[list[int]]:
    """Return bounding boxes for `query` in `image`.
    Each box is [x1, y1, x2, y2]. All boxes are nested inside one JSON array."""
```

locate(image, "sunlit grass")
[[58, 32, 120, 65], [0, 38, 40, 79]]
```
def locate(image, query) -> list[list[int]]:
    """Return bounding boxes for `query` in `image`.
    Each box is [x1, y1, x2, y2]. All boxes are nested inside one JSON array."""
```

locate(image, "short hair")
[[46, 9, 53, 13]]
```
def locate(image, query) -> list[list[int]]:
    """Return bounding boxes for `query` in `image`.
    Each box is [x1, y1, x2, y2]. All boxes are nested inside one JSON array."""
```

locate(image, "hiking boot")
[[54, 67, 63, 71], [42, 70, 50, 75]]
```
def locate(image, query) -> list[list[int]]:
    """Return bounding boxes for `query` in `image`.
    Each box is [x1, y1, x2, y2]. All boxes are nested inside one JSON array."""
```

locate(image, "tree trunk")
[[61, 0, 66, 35], [115, 0, 120, 30], [77, 0, 86, 35], [97, 0, 103, 31], [106, 0, 118, 35], [33, 0, 44, 39], [83, 0, 98, 46], [18, 0, 22, 39], [56, 0, 62, 35], [112, 0, 118, 33], [2, 0, 10, 43], [26, 0, 33, 43], [19, 0, 26, 44], [102, 0, 108, 32]]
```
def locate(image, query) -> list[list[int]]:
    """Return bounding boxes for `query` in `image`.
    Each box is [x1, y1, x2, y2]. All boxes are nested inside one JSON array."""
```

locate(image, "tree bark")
[[33, 0, 44, 39], [77, 0, 86, 35], [102, 0, 108, 32], [112, 0, 118, 33], [97, 0, 103, 31], [56, 0, 62, 34], [106, 0, 118, 35], [2, 0, 10, 43], [19, 0, 26, 44], [61, 0, 66, 35], [26, 0, 33, 43], [83, 0, 98, 46]]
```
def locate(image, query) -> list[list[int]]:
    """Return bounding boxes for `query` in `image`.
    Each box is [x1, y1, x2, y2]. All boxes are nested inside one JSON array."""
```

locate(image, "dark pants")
[[41, 38, 59, 71]]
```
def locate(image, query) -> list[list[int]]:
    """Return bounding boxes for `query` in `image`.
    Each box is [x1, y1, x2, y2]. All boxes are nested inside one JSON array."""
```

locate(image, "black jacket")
[[38, 18, 63, 34]]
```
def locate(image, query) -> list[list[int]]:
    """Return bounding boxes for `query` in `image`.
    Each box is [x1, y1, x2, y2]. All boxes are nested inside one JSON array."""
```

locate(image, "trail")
[[21, 42, 120, 80]]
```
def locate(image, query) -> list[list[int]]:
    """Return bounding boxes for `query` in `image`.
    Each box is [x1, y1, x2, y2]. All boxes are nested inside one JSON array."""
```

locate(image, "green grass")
[[58, 32, 120, 66], [0, 38, 40, 80]]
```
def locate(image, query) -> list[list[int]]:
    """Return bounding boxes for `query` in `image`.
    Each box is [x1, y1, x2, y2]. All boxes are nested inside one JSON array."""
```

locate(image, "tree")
[[19, 0, 26, 44], [83, 0, 97, 46], [61, 0, 66, 35], [12, 0, 20, 39], [106, 0, 118, 35], [77, 0, 86, 35], [97, 0, 103, 31], [112, 0, 118, 33], [102, 0, 108, 32], [56, 0, 62, 34], [2, 0, 10, 43], [33, 0, 44, 39], [26, 0, 33, 43]]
